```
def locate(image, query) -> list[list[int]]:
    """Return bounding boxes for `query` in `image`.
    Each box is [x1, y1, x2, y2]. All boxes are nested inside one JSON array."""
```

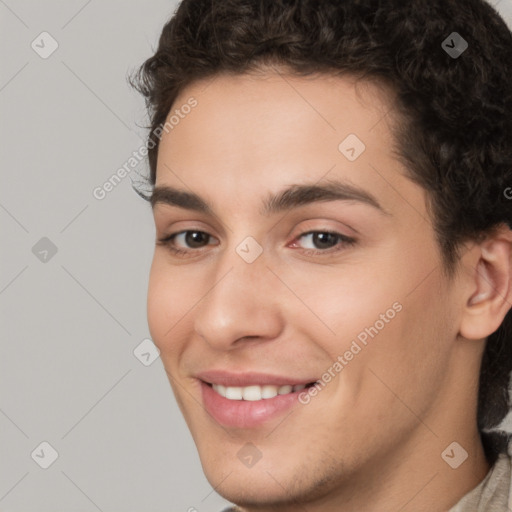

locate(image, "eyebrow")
[[150, 179, 390, 217]]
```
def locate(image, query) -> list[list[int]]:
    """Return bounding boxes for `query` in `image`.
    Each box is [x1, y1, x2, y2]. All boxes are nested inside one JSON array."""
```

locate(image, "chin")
[[203, 463, 341, 511], [198, 445, 335, 508], [199, 452, 285, 499], [205, 472, 296, 509]]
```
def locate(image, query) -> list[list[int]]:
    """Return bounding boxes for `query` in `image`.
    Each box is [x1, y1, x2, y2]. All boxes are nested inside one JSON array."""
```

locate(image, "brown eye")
[[157, 230, 219, 257], [294, 231, 356, 254], [181, 231, 210, 248]]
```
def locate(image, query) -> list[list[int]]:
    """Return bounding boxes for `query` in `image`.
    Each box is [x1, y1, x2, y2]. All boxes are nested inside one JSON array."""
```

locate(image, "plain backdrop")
[[1, 1, 512, 511]]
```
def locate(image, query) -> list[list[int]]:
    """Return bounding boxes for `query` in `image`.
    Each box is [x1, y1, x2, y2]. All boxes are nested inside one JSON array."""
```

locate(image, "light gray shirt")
[[448, 440, 511, 512]]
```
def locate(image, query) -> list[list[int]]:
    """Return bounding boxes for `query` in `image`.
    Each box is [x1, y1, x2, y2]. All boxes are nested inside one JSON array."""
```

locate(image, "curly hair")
[[129, 0, 512, 464]]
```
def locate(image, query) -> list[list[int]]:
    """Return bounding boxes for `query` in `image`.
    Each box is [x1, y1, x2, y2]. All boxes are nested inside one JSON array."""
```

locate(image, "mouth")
[[205, 381, 318, 401], [198, 375, 320, 428]]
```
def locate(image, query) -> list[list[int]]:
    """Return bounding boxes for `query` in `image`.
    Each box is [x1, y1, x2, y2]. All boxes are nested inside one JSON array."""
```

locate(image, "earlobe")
[[459, 225, 512, 340]]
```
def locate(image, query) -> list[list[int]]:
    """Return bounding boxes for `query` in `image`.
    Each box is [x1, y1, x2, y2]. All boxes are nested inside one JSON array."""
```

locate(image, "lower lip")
[[200, 381, 305, 428]]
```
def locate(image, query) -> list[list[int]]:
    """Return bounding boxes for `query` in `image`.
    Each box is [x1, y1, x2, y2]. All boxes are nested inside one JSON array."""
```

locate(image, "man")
[[131, 0, 512, 510]]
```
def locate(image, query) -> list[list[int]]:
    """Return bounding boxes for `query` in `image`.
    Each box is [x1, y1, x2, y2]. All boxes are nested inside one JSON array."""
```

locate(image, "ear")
[[459, 224, 512, 340]]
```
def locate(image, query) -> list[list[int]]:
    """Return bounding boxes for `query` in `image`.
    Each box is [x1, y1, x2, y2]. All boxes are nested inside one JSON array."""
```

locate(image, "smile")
[[200, 379, 319, 428], [210, 382, 316, 401]]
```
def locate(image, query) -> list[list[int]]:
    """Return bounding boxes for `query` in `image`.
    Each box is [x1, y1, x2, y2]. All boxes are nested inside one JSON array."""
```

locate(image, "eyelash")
[[156, 230, 356, 257]]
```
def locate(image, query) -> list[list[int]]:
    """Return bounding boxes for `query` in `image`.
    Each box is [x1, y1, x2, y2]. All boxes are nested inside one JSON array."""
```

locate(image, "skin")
[[146, 69, 512, 511]]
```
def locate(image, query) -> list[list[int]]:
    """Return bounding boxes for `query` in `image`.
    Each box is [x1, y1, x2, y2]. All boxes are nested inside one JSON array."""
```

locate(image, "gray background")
[[1, 1, 512, 511]]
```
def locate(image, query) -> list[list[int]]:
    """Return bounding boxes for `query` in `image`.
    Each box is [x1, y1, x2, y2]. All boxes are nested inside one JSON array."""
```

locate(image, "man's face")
[[147, 71, 463, 505]]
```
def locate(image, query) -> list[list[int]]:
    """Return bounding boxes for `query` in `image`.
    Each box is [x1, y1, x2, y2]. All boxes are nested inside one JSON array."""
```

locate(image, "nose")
[[193, 245, 284, 350]]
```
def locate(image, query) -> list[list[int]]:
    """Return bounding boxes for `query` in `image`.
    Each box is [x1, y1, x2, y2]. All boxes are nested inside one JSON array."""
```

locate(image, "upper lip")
[[197, 370, 317, 387]]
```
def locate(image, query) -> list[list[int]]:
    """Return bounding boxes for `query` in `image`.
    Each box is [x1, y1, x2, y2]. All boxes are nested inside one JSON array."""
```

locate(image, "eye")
[[291, 231, 356, 254], [157, 229, 356, 258], [157, 230, 218, 257]]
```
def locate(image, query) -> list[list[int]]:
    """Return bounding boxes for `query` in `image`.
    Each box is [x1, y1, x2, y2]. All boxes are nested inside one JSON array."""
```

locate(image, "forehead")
[[165, 70, 398, 157], [155, 70, 426, 223]]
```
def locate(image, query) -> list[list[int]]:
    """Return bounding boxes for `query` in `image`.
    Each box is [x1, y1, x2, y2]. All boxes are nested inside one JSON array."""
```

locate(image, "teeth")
[[278, 385, 293, 395], [242, 385, 262, 401], [212, 383, 308, 401], [261, 385, 279, 399], [225, 386, 243, 400]]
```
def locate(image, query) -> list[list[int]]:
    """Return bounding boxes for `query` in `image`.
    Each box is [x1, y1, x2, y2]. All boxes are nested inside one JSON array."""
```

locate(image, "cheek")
[[348, 269, 455, 411], [283, 264, 403, 353], [146, 256, 196, 355], [146, 260, 168, 345], [291, 249, 452, 379]]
